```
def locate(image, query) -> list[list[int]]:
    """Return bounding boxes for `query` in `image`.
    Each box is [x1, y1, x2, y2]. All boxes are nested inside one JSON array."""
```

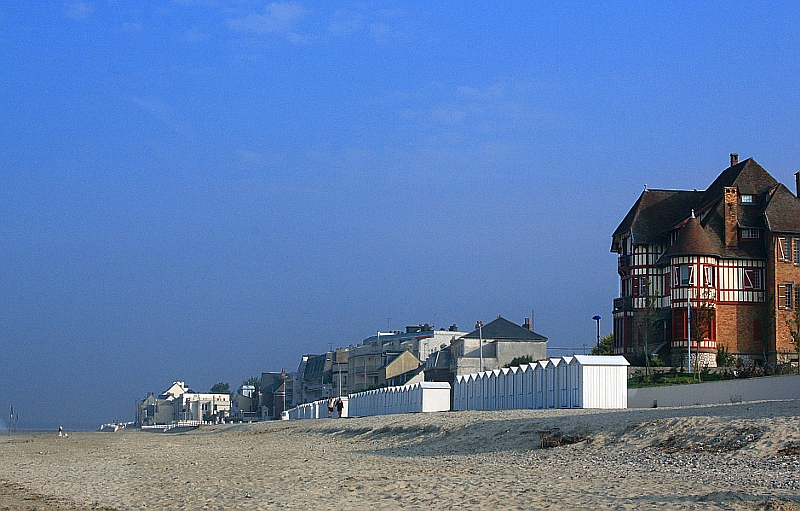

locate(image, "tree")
[[242, 376, 261, 391], [758, 291, 776, 370], [639, 278, 662, 375], [590, 333, 614, 355], [504, 355, 535, 368], [209, 382, 230, 394], [787, 304, 800, 374], [690, 288, 716, 378]]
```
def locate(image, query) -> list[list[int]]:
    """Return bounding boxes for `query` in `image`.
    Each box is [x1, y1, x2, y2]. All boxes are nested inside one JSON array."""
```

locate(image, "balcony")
[[613, 296, 633, 312], [618, 255, 632, 268]]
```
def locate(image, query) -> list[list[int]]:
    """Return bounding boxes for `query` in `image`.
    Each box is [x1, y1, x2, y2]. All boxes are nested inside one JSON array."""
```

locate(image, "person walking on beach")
[[58, 425, 63, 437], [336, 398, 344, 418], [327, 397, 335, 418]]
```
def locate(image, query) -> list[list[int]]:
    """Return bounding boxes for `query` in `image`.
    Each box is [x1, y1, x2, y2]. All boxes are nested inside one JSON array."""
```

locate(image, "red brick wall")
[[772, 234, 800, 359], [715, 303, 762, 356]]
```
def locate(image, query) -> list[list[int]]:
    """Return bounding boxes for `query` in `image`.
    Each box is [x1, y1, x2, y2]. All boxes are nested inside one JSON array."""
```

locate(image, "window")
[[634, 277, 647, 297], [779, 283, 793, 310], [679, 265, 694, 286], [741, 228, 760, 239], [795, 238, 800, 264], [741, 194, 755, 204], [778, 237, 788, 261], [743, 268, 763, 290], [702, 266, 715, 287]]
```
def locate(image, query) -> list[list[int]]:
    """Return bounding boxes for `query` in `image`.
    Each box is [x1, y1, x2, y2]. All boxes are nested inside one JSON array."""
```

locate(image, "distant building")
[[347, 324, 467, 393], [231, 385, 259, 422], [136, 381, 231, 425], [378, 350, 424, 387], [449, 316, 548, 377], [260, 371, 293, 419], [611, 155, 800, 367], [174, 392, 231, 422]]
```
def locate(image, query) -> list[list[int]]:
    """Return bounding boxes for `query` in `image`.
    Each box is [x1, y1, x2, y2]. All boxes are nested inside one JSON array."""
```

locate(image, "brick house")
[[611, 154, 800, 368]]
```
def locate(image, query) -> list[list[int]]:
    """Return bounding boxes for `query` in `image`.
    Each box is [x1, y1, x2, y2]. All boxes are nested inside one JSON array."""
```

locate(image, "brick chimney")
[[724, 186, 739, 249], [730, 153, 739, 166], [795, 171, 799, 197], [523, 318, 532, 331]]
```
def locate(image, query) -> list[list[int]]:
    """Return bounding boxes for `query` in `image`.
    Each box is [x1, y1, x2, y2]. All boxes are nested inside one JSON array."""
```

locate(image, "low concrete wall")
[[628, 374, 800, 408]]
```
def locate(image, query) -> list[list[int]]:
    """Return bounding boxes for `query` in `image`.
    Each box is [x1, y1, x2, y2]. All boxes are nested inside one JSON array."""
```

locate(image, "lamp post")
[[281, 368, 286, 420], [477, 321, 484, 372], [592, 316, 602, 355]]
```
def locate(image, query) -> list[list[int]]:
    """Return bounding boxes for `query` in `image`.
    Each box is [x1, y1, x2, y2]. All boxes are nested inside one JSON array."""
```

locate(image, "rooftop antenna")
[[387, 318, 392, 332]]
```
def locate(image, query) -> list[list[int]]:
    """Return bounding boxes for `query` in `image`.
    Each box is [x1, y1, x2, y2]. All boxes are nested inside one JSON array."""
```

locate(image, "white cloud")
[[327, 9, 364, 37], [227, 2, 309, 41], [65, 1, 94, 20]]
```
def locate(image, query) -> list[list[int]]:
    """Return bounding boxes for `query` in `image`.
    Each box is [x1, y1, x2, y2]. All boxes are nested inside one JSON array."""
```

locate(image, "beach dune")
[[1, 400, 799, 510]]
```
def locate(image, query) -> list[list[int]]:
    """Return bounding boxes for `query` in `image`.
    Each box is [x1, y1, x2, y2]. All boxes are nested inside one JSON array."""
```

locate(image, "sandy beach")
[[1, 400, 799, 510]]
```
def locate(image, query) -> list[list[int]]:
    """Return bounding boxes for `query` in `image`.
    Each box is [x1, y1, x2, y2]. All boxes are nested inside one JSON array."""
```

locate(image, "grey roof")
[[659, 216, 722, 260], [612, 189, 703, 245], [616, 157, 798, 259], [696, 158, 779, 211], [764, 184, 800, 233], [463, 316, 547, 342]]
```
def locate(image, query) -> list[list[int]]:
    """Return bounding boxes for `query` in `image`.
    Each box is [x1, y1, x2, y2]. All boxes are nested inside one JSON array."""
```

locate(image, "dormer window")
[[741, 194, 755, 204], [741, 228, 760, 239]]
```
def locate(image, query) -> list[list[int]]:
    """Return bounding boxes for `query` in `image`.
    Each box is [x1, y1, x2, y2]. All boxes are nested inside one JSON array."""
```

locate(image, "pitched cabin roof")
[[615, 157, 800, 259], [462, 316, 547, 342]]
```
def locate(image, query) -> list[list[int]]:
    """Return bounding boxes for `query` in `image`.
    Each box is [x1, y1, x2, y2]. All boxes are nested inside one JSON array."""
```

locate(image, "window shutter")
[[779, 284, 787, 309], [778, 238, 786, 261]]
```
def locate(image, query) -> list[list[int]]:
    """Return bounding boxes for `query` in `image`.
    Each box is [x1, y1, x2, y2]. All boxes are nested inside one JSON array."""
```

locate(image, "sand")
[[1, 400, 800, 510]]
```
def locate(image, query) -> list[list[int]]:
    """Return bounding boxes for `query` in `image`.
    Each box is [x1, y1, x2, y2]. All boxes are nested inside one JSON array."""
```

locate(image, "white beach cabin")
[[568, 355, 629, 409]]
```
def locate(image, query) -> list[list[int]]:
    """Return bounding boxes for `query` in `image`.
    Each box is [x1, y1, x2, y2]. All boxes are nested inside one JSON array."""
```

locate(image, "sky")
[[1, 1, 799, 430]]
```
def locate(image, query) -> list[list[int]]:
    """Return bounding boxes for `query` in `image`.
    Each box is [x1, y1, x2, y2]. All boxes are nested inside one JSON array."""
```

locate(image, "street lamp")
[[476, 321, 484, 372], [592, 316, 602, 355]]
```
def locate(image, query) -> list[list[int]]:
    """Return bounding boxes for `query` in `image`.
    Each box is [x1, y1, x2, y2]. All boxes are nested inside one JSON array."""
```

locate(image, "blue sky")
[[1, 1, 799, 430]]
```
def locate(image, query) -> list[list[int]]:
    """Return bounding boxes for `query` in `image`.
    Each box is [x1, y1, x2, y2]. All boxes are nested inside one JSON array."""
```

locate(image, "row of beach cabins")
[[286, 355, 629, 419]]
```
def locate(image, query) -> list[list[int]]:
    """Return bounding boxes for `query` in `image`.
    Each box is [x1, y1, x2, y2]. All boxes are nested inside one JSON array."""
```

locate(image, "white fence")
[[286, 382, 451, 420], [347, 382, 451, 417], [286, 397, 349, 420], [453, 355, 629, 410]]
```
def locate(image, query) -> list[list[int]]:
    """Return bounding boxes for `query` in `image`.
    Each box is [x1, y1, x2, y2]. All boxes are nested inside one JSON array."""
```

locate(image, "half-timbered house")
[[612, 154, 800, 368]]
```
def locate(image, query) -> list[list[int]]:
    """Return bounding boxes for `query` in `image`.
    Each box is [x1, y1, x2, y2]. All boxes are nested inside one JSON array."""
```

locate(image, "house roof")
[[616, 157, 799, 259], [462, 316, 547, 342], [612, 189, 702, 245], [659, 215, 722, 259], [764, 184, 800, 233], [696, 158, 779, 211]]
